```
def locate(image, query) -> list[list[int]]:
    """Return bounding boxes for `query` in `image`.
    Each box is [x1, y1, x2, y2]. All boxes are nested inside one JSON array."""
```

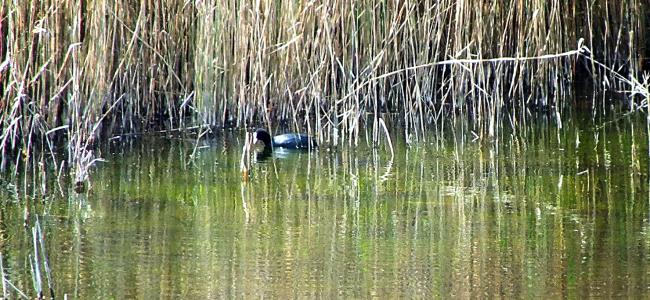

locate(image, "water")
[[1, 115, 649, 298]]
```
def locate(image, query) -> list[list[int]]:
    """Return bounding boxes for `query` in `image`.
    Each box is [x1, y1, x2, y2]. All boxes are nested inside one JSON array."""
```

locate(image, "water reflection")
[[254, 148, 273, 162], [1, 116, 649, 298], [253, 147, 313, 162]]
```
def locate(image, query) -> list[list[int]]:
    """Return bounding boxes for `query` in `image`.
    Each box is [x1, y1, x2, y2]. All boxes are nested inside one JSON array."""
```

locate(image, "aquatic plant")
[[0, 0, 647, 183]]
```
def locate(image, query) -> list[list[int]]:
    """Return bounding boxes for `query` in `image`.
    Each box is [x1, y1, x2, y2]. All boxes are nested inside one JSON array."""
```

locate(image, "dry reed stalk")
[[240, 131, 251, 181], [0, 0, 647, 186]]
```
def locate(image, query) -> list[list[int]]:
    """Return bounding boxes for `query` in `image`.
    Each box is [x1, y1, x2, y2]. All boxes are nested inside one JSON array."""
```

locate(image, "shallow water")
[[1, 114, 650, 298]]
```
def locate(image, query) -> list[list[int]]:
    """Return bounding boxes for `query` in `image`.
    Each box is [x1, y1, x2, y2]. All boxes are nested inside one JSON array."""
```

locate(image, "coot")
[[253, 128, 317, 150]]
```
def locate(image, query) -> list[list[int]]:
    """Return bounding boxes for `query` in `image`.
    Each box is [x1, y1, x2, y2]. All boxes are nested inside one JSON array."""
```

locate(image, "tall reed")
[[0, 0, 647, 176]]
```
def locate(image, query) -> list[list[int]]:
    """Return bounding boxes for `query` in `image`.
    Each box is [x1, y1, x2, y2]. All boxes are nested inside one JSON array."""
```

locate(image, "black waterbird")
[[252, 128, 317, 151]]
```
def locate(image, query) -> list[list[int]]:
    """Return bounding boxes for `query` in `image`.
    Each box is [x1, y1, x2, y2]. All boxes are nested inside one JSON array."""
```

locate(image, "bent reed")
[[0, 0, 648, 178]]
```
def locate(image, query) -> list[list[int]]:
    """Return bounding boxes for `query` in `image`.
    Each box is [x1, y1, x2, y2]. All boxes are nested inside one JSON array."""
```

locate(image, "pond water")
[[1, 113, 649, 298]]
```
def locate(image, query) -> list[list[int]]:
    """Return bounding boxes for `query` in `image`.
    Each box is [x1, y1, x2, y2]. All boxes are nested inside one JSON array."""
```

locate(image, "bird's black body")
[[253, 128, 317, 150]]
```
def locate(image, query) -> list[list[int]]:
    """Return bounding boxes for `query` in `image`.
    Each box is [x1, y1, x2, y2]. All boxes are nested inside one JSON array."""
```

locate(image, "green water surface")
[[1, 115, 649, 298]]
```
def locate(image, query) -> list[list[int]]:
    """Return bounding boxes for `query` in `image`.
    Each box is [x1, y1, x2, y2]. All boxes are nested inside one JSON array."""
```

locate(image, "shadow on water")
[[0, 114, 649, 298], [252, 147, 312, 163]]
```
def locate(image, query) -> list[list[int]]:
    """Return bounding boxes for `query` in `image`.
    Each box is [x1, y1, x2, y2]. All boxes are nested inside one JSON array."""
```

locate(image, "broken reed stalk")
[[29, 229, 42, 298], [240, 132, 252, 182], [0, 252, 6, 298], [580, 50, 649, 102], [0, 252, 28, 299], [339, 44, 589, 107], [378, 118, 394, 160]]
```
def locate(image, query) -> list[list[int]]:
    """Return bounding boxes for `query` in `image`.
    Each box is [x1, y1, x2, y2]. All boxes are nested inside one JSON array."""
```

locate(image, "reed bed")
[[0, 2, 647, 297], [0, 0, 648, 179]]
